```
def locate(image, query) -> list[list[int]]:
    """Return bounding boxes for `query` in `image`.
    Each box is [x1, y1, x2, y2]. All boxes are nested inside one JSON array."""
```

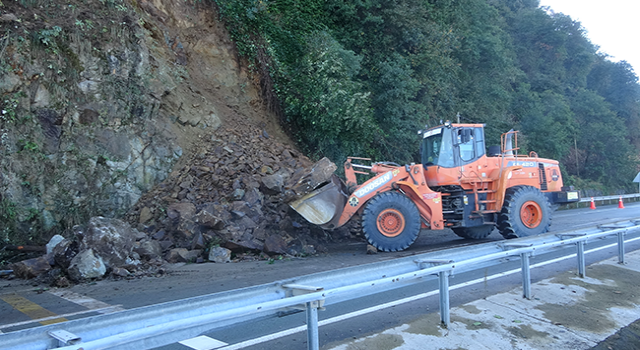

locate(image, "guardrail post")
[[438, 270, 450, 328], [306, 301, 320, 350], [576, 241, 586, 278], [618, 231, 626, 264], [520, 253, 531, 300]]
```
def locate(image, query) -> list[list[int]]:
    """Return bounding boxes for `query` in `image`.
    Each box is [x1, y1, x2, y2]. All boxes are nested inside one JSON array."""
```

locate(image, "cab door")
[[454, 127, 488, 180]]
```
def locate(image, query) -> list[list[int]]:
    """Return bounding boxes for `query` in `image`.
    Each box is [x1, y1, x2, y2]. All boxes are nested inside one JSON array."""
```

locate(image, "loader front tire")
[[498, 186, 551, 239], [452, 225, 494, 239], [362, 191, 421, 252]]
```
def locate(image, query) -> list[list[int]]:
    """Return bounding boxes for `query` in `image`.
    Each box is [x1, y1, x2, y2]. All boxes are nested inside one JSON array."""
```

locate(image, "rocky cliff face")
[[0, 0, 289, 246]]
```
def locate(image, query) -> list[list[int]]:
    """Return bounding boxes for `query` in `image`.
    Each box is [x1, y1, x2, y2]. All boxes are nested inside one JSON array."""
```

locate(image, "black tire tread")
[[497, 185, 551, 239], [452, 225, 494, 239], [362, 191, 421, 252]]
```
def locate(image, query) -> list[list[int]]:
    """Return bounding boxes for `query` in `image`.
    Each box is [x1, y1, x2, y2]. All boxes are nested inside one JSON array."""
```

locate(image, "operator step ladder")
[[462, 178, 498, 222]]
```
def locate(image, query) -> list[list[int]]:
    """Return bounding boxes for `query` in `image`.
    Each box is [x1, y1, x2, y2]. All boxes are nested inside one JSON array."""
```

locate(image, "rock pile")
[[123, 118, 353, 263], [5, 119, 359, 282], [10, 217, 160, 284]]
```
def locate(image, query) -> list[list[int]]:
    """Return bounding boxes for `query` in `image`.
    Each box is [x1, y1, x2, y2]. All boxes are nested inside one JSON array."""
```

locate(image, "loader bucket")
[[289, 174, 349, 230]]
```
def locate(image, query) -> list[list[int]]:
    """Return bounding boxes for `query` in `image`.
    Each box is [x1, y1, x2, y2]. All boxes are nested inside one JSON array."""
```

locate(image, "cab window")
[[421, 128, 455, 168], [457, 129, 475, 162], [455, 127, 485, 165]]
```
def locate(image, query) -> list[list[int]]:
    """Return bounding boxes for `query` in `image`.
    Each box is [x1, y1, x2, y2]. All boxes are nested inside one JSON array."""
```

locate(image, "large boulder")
[[67, 249, 107, 281], [194, 207, 225, 230], [134, 239, 163, 260], [79, 217, 138, 269], [167, 202, 198, 239], [10, 256, 51, 279], [260, 173, 286, 195], [165, 248, 201, 263], [46, 235, 65, 254], [286, 157, 337, 199], [208, 246, 231, 263], [167, 202, 197, 221], [263, 235, 287, 255], [52, 238, 80, 269]]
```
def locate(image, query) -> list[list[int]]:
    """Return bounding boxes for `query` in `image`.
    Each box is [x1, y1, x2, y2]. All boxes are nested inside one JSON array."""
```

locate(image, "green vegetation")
[[214, 0, 640, 192], [0, 198, 41, 244], [19, 139, 39, 152], [1, 95, 20, 122], [0, 198, 17, 243], [37, 26, 62, 50]]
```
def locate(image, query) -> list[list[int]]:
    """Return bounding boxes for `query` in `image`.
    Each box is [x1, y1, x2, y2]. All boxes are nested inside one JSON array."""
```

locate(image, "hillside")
[[0, 0, 348, 271], [2, 0, 640, 276], [211, 0, 640, 192]]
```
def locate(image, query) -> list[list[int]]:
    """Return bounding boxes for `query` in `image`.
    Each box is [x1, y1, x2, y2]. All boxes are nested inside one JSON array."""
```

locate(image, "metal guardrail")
[[559, 193, 640, 209], [1, 218, 640, 350], [578, 193, 640, 203]]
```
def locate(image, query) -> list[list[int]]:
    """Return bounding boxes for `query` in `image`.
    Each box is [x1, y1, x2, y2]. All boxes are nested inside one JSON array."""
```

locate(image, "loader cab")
[[420, 123, 486, 169]]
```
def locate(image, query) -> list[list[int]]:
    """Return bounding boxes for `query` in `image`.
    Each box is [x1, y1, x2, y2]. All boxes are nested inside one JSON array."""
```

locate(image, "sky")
[[538, 0, 640, 76]]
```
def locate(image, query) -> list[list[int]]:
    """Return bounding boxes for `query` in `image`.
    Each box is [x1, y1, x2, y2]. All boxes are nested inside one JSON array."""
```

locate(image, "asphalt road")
[[1, 201, 639, 349], [173, 209, 640, 350]]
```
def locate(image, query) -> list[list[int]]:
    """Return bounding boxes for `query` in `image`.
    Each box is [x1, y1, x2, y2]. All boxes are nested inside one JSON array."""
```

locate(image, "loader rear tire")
[[362, 191, 421, 252], [452, 225, 494, 239], [498, 186, 551, 239]]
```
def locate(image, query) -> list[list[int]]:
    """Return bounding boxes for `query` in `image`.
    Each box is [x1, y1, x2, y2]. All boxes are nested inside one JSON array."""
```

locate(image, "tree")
[[453, 0, 518, 143], [368, 53, 423, 161], [324, 0, 463, 162], [282, 31, 378, 161], [570, 89, 637, 189], [512, 88, 574, 161], [214, 0, 640, 192], [587, 57, 640, 149]]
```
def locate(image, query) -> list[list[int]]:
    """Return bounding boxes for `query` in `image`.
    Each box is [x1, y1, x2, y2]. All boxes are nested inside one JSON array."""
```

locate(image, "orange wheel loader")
[[290, 122, 581, 251]]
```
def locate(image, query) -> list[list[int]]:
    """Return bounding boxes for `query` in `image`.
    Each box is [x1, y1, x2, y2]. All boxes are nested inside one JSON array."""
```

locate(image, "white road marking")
[[0, 305, 123, 330], [217, 235, 640, 349], [48, 290, 125, 313], [179, 335, 228, 350], [0, 289, 124, 330]]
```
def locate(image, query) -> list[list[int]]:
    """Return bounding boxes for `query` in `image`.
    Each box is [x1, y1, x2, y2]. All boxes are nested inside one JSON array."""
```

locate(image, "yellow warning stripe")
[[0, 294, 68, 325]]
